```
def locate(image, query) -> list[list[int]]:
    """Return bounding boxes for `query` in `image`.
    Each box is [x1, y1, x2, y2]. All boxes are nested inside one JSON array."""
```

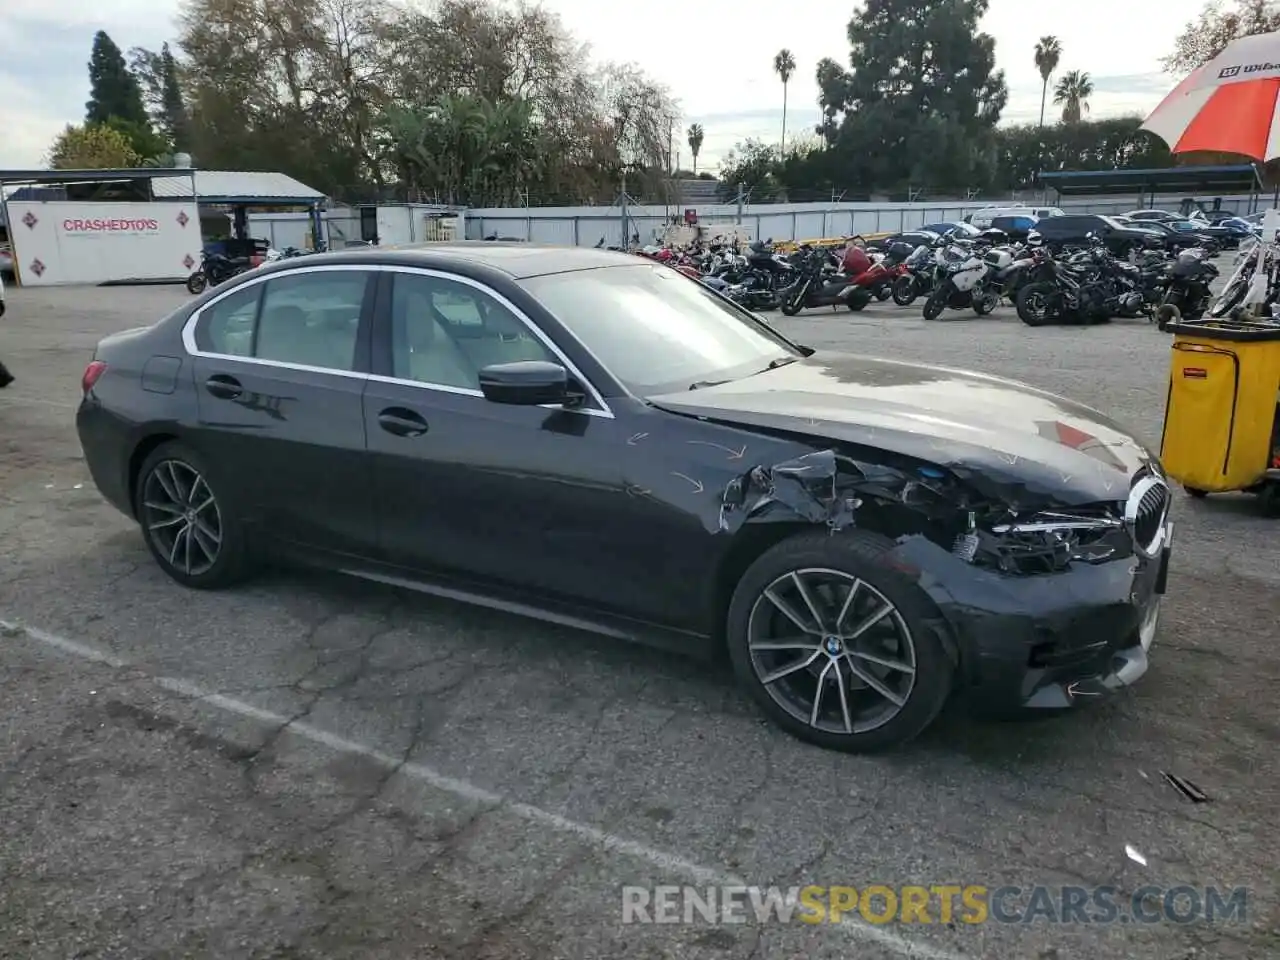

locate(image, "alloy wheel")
[[746, 568, 917, 735], [142, 459, 223, 577]]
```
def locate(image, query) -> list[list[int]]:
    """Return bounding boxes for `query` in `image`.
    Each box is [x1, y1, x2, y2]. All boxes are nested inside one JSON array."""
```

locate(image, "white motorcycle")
[[921, 243, 999, 321]]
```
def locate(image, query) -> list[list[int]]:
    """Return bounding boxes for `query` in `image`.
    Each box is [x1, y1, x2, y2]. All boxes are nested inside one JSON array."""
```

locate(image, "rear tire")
[[726, 529, 954, 752], [135, 441, 254, 589], [1184, 486, 1208, 498], [973, 290, 998, 315]]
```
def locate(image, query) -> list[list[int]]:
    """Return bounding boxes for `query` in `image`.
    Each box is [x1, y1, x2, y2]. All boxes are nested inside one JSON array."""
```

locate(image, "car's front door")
[[186, 266, 378, 554], [361, 268, 640, 613]]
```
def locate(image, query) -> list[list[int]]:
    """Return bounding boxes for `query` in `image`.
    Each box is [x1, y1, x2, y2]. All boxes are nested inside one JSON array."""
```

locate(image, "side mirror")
[[478, 360, 578, 406]]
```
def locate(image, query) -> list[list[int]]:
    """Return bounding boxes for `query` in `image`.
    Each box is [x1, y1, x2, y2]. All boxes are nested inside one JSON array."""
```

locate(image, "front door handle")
[[377, 407, 429, 437], [205, 374, 242, 400]]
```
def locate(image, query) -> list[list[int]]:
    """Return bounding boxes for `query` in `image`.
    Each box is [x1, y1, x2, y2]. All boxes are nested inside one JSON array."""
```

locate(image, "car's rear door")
[[184, 265, 378, 555], [360, 266, 638, 613]]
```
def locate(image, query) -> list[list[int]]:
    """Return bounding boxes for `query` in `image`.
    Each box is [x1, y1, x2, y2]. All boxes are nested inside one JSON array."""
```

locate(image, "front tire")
[[726, 530, 954, 752], [1016, 282, 1054, 326], [186, 271, 207, 295], [922, 290, 946, 322], [135, 441, 253, 589], [891, 275, 918, 306]]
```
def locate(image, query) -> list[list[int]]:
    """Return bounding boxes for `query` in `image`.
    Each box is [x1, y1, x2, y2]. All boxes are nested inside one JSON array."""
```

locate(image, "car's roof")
[[272, 242, 642, 280]]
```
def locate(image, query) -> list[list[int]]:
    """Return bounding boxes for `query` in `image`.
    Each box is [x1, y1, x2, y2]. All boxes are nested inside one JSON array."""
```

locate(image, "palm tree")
[[1034, 36, 1062, 128], [687, 123, 704, 174], [1053, 70, 1094, 123], [773, 49, 796, 156]]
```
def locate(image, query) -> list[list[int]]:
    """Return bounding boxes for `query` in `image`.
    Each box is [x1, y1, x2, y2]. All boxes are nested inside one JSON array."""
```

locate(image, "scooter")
[[779, 246, 867, 316]]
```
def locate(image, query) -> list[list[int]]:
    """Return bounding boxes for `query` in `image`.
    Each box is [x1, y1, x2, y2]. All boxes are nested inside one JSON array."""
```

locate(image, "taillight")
[[82, 360, 107, 394]]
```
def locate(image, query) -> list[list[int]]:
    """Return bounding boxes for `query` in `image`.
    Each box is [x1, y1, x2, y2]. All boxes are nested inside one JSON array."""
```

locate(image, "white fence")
[[463, 192, 1269, 247], [243, 191, 1273, 252]]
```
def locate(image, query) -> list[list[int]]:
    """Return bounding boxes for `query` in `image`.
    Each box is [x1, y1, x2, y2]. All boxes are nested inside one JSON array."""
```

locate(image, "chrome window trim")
[[179, 262, 615, 419]]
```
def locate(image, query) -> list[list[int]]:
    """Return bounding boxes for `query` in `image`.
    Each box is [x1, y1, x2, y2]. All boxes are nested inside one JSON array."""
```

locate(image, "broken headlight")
[[955, 510, 1127, 575]]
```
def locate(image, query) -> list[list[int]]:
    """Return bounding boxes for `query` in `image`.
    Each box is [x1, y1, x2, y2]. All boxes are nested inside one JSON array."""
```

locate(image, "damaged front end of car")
[[716, 446, 1172, 711]]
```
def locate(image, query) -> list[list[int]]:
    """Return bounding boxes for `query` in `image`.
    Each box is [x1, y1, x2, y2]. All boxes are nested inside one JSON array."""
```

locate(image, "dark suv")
[[1032, 214, 1164, 256]]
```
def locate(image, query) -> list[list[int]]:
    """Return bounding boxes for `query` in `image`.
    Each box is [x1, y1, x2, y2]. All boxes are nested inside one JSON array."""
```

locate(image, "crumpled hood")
[[648, 353, 1161, 507]]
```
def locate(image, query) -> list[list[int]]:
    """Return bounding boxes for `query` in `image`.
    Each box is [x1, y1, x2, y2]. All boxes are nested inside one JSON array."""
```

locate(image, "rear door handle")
[[205, 374, 242, 400], [377, 407, 429, 437]]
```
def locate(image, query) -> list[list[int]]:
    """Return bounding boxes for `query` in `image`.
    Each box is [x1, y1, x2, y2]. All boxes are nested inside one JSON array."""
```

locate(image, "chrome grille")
[[1124, 475, 1170, 557]]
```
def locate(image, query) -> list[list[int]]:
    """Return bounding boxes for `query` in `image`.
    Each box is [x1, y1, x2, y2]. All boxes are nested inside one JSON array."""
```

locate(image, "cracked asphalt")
[[1, 284, 1278, 960]]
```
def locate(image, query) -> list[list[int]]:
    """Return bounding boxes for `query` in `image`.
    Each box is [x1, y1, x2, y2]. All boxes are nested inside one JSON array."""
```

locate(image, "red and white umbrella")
[[1141, 31, 1280, 161]]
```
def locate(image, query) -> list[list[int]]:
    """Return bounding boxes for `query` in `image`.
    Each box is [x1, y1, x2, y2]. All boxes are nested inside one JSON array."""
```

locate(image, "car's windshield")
[[520, 263, 803, 395]]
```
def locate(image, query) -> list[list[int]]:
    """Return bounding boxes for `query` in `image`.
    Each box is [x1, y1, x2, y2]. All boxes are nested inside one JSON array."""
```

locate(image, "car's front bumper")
[[886, 519, 1173, 711]]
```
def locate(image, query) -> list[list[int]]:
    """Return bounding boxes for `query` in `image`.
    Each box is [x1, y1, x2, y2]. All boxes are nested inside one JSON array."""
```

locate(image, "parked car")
[[1118, 217, 1227, 253], [871, 229, 944, 250], [1033, 214, 1165, 256], [918, 222, 981, 239], [75, 244, 1174, 752], [1123, 210, 1181, 223], [989, 214, 1039, 242], [966, 204, 1063, 228], [0, 243, 13, 278]]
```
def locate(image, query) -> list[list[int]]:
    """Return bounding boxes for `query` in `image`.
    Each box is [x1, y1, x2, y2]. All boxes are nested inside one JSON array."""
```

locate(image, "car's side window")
[[253, 271, 370, 371], [389, 272, 556, 390], [194, 283, 260, 356]]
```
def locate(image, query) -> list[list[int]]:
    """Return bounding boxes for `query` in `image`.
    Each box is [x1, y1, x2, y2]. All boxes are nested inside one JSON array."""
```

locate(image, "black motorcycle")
[[187, 251, 251, 295], [1016, 245, 1146, 326], [1154, 253, 1220, 330], [779, 246, 865, 316]]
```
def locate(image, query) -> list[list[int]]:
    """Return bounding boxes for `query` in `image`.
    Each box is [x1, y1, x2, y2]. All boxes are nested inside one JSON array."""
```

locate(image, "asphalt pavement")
[[1, 284, 1278, 960]]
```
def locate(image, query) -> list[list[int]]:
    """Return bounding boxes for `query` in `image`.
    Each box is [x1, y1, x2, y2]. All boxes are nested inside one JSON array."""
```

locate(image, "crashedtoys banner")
[[7, 201, 202, 286]]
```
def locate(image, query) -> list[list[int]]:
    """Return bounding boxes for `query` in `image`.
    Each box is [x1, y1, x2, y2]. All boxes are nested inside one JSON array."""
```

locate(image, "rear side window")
[[194, 284, 260, 356], [255, 271, 369, 371], [192, 270, 371, 371]]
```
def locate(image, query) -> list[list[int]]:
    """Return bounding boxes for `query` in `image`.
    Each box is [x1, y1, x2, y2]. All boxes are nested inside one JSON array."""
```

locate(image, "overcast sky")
[[1, 0, 1209, 171]]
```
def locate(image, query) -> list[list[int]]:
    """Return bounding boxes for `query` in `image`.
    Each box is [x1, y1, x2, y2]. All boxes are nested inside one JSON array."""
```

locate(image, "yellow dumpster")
[[1159, 316, 1280, 512]]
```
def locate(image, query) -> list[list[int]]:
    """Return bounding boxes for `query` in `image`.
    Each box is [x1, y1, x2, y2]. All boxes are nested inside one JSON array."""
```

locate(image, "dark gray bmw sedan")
[[76, 244, 1174, 752]]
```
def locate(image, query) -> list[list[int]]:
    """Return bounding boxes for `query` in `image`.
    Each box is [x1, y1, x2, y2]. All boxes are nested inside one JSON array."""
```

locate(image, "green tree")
[[686, 123, 704, 173], [45, 123, 140, 169], [814, 0, 1007, 193], [1034, 36, 1061, 128], [86, 31, 149, 129], [158, 44, 191, 152], [718, 139, 785, 200], [1054, 70, 1094, 123], [1164, 0, 1280, 74], [773, 48, 795, 156]]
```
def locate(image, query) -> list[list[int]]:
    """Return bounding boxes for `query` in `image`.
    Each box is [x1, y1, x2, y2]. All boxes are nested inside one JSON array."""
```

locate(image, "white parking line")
[[1, 616, 969, 960]]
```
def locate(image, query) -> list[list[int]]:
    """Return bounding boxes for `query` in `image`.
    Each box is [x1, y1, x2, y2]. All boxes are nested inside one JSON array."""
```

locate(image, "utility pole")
[[620, 168, 628, 250]]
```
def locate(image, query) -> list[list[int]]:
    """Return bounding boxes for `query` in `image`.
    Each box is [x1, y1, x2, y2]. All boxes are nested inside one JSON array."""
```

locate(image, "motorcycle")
[[921, 245, 998, 321], [1154, 250, 1220, 330], [852, 241, 913, 302], [1015, 248, 1144, 325], [779, 246, 866, 315], [891, 245, 938, 306], [187, 251, 251, 294]]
